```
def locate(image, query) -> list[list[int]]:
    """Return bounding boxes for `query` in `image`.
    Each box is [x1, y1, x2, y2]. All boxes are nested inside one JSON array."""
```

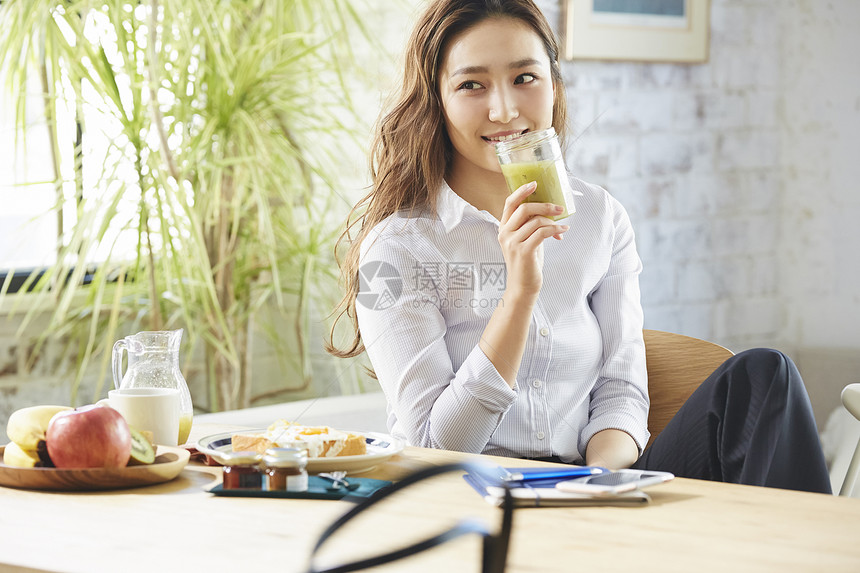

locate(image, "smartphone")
[[555, 469, 674, 496]]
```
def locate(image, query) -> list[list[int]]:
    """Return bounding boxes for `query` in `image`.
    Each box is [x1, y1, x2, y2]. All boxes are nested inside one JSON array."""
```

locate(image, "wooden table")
[[0, 422, 859, 572]]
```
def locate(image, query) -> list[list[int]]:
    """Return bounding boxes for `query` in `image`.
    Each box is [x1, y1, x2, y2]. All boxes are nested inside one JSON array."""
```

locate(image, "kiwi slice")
[[127, 427, 156, 466]]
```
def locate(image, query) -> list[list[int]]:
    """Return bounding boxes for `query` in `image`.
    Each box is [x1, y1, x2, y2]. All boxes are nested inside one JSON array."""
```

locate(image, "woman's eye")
[[458, 81, 482, 90], [515, 73, 537, 85]]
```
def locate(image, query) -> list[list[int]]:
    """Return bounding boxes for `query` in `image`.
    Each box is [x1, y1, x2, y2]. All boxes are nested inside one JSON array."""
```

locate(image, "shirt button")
[[532, 380, 542, 388], [536, 431, 545, 440], [539, 327, 549, 337]]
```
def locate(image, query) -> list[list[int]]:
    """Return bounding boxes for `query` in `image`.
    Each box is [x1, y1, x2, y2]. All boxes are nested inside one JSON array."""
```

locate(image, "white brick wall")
[[779, 0, 860, 353]]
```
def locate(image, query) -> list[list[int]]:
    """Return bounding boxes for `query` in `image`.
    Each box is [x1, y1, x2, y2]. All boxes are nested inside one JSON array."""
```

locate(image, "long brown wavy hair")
[[326, 0, 568, 361]]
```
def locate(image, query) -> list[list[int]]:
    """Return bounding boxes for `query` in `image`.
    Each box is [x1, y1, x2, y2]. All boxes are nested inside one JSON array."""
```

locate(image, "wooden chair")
[[644, 329, 734, 448]]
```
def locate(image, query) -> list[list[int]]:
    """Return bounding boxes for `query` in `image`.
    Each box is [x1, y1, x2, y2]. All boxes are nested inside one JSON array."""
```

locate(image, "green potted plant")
[[0, 0, 375, 411]]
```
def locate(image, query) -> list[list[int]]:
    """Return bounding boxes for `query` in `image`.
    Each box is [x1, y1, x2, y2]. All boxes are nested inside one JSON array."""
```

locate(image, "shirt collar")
[[436, 179, 499, 233]]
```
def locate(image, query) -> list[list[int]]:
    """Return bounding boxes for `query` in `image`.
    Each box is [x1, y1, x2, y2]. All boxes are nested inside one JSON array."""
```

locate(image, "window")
[[0, 75, 68, 286], [1, 12, 142, 294]]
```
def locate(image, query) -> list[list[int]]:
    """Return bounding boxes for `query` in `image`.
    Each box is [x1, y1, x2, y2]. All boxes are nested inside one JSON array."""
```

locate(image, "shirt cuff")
[[579, 411, 651, 456], [453, 345, 518, 413]]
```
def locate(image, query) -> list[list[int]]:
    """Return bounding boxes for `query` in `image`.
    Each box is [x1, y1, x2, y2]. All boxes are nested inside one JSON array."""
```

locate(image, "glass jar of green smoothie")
[[494, 127, 572, 221]]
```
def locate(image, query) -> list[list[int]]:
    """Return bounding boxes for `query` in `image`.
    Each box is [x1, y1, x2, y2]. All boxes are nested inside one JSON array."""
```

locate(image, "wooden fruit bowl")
[[0, 445, 190, 491]]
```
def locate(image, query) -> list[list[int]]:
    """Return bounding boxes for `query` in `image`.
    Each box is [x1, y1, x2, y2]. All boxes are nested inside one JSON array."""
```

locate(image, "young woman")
[[328, 0, 831, 494]]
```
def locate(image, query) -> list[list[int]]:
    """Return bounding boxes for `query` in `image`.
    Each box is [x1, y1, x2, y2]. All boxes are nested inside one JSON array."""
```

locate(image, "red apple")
[[46, 405, 132, 469]]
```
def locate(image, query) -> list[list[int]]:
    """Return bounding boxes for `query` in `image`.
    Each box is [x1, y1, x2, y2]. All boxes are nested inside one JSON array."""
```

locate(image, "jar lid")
[[222, 450, 262, 465], [493, 127, 557, 155], [262, 447, 308, 468]]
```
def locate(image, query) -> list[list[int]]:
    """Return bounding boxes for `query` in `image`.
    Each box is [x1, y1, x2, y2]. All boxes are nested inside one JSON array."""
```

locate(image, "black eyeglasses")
[[306, 462, 514, 573]]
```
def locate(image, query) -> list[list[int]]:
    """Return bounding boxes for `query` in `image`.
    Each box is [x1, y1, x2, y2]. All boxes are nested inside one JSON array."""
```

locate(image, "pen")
[[501, 466, 607, 483]]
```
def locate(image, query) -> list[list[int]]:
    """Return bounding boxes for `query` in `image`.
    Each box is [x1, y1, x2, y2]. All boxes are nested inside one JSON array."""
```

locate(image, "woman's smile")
[[482, 129, 529, 144]]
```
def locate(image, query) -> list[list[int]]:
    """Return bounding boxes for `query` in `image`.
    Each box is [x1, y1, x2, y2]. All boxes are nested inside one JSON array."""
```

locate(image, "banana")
[[6, 405, 72, 451], [3, 440, 43, 468]]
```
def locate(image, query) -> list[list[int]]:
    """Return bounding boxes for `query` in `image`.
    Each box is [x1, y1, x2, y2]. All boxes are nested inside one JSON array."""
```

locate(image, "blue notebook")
[[463, 467, 650, 508]]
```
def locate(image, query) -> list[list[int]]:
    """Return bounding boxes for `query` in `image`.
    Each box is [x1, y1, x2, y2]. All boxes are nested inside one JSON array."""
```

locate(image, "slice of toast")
[[231, 421, 366, 458]]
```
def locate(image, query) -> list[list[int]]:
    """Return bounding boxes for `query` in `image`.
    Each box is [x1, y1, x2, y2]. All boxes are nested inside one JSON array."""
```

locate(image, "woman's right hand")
[[498, 181, 570, 298]]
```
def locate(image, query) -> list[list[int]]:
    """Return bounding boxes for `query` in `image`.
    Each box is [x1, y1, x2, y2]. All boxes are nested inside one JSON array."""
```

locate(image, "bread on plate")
[[231, 420, 366, 458]]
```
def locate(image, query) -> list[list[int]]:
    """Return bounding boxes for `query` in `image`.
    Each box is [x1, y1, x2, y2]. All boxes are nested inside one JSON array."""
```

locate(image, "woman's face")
[[438, 17, 555, 181]]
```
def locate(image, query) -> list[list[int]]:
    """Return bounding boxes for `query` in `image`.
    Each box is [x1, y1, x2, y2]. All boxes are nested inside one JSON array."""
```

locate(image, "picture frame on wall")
[[563, 0, 710, 63]]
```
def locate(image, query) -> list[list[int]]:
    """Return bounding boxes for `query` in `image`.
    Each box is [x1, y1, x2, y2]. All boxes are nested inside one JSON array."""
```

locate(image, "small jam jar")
[[263, 447, 308, 492], [221, 451, 263, 490]]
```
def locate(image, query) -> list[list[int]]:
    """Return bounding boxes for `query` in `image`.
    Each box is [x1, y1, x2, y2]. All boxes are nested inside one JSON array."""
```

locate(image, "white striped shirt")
[[356, 176, 649, 462]]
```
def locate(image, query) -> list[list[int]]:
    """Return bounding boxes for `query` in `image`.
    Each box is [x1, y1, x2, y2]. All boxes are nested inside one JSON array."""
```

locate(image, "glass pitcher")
[[112, 329, 193, 445]]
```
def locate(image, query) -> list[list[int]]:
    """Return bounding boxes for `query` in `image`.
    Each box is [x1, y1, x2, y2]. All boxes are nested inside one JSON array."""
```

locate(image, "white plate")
[[195, 429, 404, 474]]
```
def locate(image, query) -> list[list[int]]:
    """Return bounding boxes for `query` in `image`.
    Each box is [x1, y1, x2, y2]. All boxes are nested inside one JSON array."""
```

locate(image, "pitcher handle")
[[111, 339, 128, 390]]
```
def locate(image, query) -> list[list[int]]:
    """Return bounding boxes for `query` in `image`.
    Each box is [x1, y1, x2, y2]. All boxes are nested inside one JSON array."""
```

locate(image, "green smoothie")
[[500, 159, 570, 221]]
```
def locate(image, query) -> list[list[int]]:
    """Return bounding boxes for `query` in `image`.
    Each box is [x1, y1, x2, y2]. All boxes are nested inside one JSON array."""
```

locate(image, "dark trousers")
[[632, 348, 832, 494]]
